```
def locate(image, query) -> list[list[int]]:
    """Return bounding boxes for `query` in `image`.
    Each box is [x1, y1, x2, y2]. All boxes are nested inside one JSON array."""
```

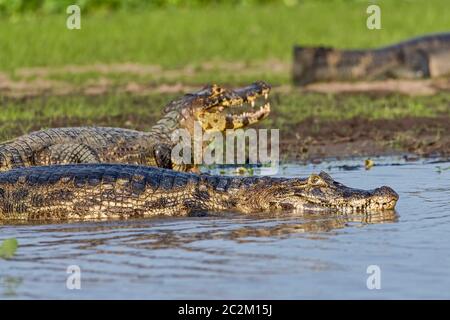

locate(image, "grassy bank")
[[0, 0, 449, 85], [0, 1, 449, 160], [1, 91, 448, 142]]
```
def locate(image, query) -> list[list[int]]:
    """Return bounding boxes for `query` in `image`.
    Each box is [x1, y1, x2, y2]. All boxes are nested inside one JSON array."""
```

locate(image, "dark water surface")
[[1, 158, 449, 299]]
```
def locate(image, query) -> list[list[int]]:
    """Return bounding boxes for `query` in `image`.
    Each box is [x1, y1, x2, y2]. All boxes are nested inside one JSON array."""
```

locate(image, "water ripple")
[[1, 159, 449, 299]]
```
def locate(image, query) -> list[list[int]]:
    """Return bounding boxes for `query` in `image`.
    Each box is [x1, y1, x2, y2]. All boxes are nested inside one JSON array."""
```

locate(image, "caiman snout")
[[371, 186, 399, 210]]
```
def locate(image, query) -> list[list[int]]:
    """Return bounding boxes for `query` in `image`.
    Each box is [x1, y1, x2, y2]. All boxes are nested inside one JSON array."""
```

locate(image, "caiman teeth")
[[227, 102, 270, 120], [251, 100, 255, 107]]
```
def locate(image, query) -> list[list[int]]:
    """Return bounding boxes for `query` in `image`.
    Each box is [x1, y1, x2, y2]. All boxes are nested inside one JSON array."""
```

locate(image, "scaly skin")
[[0, 81, 271, 172], [293, 32, 450, 85], [0, 164, 398, 221]]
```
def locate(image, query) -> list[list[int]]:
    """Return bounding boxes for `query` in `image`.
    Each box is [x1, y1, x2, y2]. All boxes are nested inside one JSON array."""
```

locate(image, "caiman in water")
[[0, 164, 398, 221], [0, 82, 271, 172], [293, 32, 450, 85]]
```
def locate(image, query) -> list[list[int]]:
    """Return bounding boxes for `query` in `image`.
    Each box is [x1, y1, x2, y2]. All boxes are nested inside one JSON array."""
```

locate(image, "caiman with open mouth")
[[0, 81, 271, 172], [0, 164, 398, 221]]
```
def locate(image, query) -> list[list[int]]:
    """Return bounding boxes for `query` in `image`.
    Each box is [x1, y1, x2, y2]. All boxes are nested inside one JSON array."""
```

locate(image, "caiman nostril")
[[374, 186, 399, 200], [371, 186, 399, 210]]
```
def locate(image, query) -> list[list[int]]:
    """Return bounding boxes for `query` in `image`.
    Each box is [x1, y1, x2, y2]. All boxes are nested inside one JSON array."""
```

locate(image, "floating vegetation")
[[0, 238, 18, 260]]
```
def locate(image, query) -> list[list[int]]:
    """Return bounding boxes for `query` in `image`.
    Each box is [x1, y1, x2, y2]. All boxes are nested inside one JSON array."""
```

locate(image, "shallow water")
[[0, 157, 449, 299]]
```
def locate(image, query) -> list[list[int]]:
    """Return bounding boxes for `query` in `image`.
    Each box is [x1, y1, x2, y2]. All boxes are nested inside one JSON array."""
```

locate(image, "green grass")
[[0, 1, 448, 145], [0, 0, 449, 86], [1, 91, 448, 142], [267, 92, 450, 127]]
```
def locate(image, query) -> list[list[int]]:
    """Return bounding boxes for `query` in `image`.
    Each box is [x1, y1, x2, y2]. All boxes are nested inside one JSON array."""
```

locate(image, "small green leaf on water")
[[0, 238, 18, 259], [436, 166, 450, 174]]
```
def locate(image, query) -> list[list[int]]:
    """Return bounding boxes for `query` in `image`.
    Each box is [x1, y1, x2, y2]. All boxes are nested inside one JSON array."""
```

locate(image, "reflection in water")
[[129, 211, 399, 249], [0, 159, 449, 299], [0, 277, 23, 298], [225, 211, 398, 242], [0, 210, 399, 299], [1, 211, 398, 251]]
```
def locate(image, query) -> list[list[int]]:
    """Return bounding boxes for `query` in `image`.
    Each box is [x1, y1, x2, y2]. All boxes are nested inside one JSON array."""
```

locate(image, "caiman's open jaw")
[[271, 171, 399, 213], [169, 81, 271, 133], [197, 81, 271, 132]]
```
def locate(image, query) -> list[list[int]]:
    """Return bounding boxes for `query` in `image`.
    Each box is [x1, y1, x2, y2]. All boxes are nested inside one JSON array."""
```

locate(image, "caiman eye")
[[308, 174, 325, 186], [212, 85, 224, 95]]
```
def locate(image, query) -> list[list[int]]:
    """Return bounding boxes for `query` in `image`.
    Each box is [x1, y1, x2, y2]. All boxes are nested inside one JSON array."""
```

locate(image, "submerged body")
[[293, 32, 450, 85], [0, 164, 398, 221], [0, 82, 271, 172]]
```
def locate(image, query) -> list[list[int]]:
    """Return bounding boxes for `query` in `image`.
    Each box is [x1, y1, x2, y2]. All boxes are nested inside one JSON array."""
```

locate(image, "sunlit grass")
[[267, 92, 450, 128], [1, 91, 448, 141], [0, 1, 448, 143], [0, 0, 448, 76]]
